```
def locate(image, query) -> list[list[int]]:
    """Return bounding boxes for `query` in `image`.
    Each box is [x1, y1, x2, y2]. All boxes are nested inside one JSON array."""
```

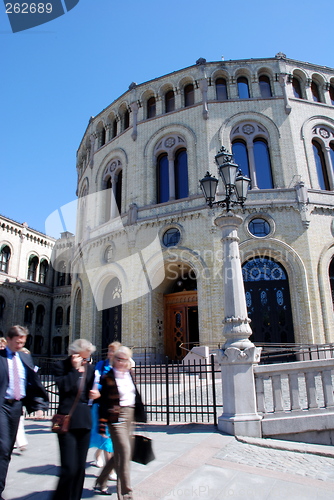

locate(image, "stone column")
[[215, 212, 262, 437]]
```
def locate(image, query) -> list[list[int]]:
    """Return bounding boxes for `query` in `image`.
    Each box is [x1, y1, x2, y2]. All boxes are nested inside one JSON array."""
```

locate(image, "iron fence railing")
[[32, 355, 223, 425]]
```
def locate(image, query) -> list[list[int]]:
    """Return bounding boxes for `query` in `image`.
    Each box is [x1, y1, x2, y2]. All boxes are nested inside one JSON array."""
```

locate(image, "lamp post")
[[200, 146, 262, 437], [199, 146, 253, 349]]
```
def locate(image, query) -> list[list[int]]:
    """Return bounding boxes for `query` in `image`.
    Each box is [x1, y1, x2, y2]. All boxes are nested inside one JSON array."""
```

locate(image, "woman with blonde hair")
[[94, 346, 146, 499]]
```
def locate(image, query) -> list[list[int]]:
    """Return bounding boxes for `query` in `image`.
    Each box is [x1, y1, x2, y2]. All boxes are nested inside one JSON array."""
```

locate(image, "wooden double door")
[[164, 291, 199, 361]]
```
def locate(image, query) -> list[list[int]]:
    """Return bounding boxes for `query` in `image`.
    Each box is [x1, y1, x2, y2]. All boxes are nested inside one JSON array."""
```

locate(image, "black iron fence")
[[32, 355, 223, 425]]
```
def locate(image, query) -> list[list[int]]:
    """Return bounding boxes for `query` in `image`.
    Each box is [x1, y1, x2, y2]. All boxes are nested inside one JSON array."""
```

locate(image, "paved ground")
[[4, 417, 334, 500]]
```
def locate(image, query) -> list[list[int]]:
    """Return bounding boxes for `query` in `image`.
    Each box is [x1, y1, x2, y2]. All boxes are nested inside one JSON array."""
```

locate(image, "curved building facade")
[[71, 53, 334, 361]]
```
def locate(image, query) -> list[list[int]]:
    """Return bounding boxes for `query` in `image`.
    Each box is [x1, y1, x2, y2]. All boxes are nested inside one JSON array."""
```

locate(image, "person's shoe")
[[93, 455, 104, 467], [108, 471, 117, 480], [94, 484, 109, 494]]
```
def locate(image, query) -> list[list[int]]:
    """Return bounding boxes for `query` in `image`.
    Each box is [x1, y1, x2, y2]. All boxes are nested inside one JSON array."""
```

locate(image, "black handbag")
[[132, 434, 155, 465]]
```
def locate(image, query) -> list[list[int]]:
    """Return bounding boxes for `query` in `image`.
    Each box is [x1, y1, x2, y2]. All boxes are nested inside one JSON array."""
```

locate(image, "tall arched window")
[[112, 119, 117, 138], [102, 277, 122, 350], [0, 245, 10, 273], [53, 336, 62, 355], [55, 306, 63, 326], [115, 170, 122, 213], [330, 142, 334, 171], [66, 306, 71, 325], [27, 255, 38, 281], [231, 123, 274, 190], [292, 77, 303, 98], [237, 76, 250, 98], [253, 139, 274, 189], [174, 149, 189, 199], [231, 140, 250, 179], [57, 261, 66, 286], [165, 90, 175, 113], [73, 289, 82, 339], [147, 96, 156, 118], [0, 296, 5, 319], [313, 140, 330, 190], [259, 75, 272, 98], [39, 259, 48, 284], [123, 109, 129, 130], [24, 302, 34, 324], [216, 78, 228, 100], [157, 153, 169, 203], [329, 258, 334, 309], [184, 84, 195, 107], [311, 80, 320, 102], [36, 305, 45, 326], [330, 85, 334, 106], [155, 135, 189, 204]]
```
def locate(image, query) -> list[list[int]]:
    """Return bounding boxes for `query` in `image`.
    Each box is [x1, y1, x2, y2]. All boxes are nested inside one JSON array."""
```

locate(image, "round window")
[[162, 228, 181, 247], [248, 218, 270, 237]]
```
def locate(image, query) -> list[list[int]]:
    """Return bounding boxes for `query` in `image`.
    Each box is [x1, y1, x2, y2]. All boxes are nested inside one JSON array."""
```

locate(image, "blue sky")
[[1, 0, 333, 238]]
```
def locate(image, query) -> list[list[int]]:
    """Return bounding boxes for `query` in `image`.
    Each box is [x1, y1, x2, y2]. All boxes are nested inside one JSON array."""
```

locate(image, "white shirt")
[[113, 369, 136, 407], [5, 347, 26, 400]]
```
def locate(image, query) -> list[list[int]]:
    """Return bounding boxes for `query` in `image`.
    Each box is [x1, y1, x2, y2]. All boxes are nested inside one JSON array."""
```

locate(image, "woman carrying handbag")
[[95, 346, 146, 500], [51, 339, 99, 500]]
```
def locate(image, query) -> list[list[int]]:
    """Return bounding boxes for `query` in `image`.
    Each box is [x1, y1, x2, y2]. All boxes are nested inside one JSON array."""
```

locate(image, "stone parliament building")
[[1, 53, 334, 361]]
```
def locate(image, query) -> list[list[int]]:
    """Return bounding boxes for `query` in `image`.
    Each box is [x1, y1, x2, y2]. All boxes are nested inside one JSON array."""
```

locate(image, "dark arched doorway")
[[164, 272, 199, 361], [242, 257, 295, 343], [102, 278, 122, 350]]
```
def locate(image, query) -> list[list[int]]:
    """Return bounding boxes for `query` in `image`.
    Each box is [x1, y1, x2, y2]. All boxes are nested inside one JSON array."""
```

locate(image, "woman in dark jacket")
[[52, 339, 99, 500], [95, 346, 146, 499]]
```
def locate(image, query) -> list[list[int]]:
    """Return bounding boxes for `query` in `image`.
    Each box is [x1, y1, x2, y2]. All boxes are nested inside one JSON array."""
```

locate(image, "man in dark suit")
[[0, 325, 49, 499]]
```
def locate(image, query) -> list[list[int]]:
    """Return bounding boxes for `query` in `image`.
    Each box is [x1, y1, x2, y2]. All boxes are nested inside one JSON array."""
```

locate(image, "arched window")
[[123, 109, 129, 130], [174, 149, 189, 199], [237, 76, 250, 98], [36, 305, 45, 326], [0, 245, 10, 273], [259, 75, 272, 98], [253, 139, 274, 189], [34, 335, 43, 355], [313, 139, 330, 190], [231, 140, 250, 179], [231, 123, 274, 190], [147, 96, 156, 118], [329, 258, 334, 309], [24, 302, 34, 324], [216, 78, 228, 100], [66, 306, 71, 325], [292, 77, 303, 99], [73, 289, 82, 339], [55, 306, 63, 326], [98, 127, 106, 147], [184, 84, 195, 107], [115, 170, 122, 213], [330, 85, 334, 106], [0, 296, 5, 319], [57, 261, 66, 286], [112, 119, 117, 139], [27, 255, 38, 281], [53, 336, 62, 355], [330, 142, 334, 172], [157, 153, 169, 203], [102, 277, 122, 350], [39, 259, 48, 284], [165, 90, 175, 113], [105, 177, 112, 221], [311, 80, 320, 102]]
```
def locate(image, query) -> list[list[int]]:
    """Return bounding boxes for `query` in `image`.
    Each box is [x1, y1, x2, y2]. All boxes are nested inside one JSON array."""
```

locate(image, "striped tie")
[[13, 353, 21, 400]]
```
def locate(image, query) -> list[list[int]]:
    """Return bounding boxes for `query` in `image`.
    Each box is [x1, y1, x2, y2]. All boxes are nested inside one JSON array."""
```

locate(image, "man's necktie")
[[12, 353, 21, 400]]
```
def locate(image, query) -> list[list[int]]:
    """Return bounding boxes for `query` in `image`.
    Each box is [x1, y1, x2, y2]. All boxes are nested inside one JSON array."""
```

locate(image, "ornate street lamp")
[[200, 146, 262, 437], [200, 146, 250, 212]]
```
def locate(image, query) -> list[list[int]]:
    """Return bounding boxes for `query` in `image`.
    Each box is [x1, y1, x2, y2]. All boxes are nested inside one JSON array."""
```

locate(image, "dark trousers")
[[0, 399, 23, 495], [96, 407, 134, 500], [53, 428, 91, 500]]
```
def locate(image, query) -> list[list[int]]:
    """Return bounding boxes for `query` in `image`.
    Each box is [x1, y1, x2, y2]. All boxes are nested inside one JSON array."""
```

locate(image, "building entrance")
[[164, 290, 198, 360]]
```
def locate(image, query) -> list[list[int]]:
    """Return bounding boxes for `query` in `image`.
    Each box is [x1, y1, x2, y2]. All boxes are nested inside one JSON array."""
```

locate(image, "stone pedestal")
[[218, 346, 262, 437]]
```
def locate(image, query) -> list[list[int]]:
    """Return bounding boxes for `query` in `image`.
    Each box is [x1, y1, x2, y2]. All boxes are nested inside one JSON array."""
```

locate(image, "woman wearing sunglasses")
[[94, 346, 146, 499]]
